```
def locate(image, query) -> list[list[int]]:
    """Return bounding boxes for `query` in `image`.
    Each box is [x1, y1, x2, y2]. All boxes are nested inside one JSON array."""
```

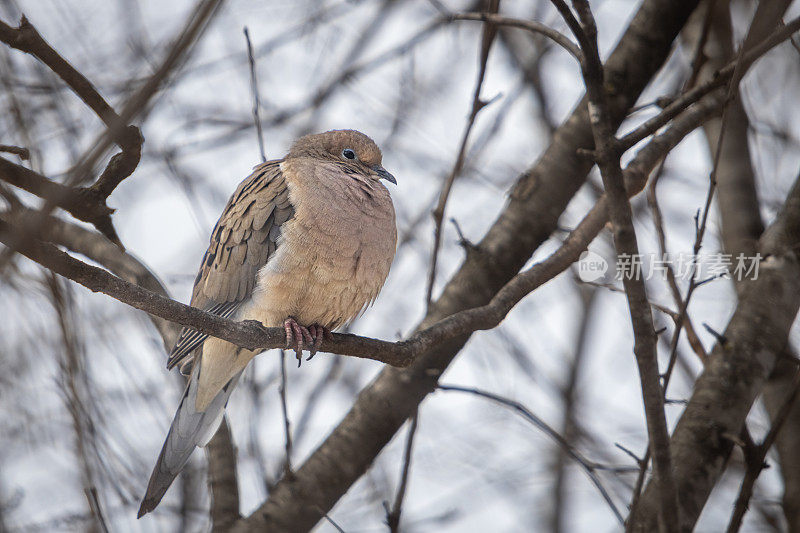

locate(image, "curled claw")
[[306, 325, 328, 361], [283, 317, 313, 366]]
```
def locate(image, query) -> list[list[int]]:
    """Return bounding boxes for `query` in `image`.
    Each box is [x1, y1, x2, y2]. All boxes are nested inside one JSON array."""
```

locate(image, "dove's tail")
[[138, 364, 243, 518]]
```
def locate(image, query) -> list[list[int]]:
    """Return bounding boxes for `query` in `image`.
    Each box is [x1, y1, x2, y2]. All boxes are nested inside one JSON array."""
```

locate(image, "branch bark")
[[762, 355, 800, 530]]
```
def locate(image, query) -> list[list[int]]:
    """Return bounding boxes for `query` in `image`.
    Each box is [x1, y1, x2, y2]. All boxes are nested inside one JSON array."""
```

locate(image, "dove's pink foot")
[[283, 318, 331, 365]]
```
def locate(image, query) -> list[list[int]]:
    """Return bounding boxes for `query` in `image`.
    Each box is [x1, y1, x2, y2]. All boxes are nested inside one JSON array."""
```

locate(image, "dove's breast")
[[243, 160, 397, 330]]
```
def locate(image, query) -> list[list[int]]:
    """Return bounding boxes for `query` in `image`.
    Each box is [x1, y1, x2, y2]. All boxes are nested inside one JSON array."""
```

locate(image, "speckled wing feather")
[[166, 161, 294, 370]]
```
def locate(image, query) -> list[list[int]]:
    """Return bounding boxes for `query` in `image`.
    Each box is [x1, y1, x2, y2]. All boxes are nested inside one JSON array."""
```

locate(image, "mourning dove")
[[138, 129, 397, 517]]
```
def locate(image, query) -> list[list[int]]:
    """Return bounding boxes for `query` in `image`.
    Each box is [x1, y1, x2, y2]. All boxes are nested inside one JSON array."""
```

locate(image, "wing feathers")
[[192, 161, 291, 308], [167, 161, 294, 372]]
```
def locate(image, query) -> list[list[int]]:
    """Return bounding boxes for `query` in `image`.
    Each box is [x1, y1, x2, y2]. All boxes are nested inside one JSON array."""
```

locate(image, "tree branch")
[[446, 11, 582, 62], [0, 0, 222, 260], [0, 79, 727, 386], [0, 155, 118, 240], [427, 0, 499, 306], [565, 2, 678, 530], [0, 218, 417, 365], [207, 417, 241, 532], [726, 369, 800, 533]]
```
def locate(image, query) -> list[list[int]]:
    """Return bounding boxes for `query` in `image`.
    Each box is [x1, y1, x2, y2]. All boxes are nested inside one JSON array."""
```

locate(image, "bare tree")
[[2, 1, 800, 532]]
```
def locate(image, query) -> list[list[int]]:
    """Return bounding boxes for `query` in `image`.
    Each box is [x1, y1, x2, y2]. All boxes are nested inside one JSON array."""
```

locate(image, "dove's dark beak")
[[372, 165, 397, 185]]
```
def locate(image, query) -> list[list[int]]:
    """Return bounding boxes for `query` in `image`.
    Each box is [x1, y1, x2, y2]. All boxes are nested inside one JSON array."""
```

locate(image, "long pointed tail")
[[138, 365, 243, 518]]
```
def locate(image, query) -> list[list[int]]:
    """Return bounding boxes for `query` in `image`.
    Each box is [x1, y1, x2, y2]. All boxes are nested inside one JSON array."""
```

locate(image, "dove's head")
[[288, 129, 396, 185]]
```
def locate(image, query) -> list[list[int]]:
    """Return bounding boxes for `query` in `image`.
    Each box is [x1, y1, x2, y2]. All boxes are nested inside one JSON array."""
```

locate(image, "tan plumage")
[[193, 163, 293, 309], [139, 130, 397, 517]]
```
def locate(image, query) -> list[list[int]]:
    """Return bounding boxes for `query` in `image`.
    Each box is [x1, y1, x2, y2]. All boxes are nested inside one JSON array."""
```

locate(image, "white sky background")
[[1, 0, 800, 531]]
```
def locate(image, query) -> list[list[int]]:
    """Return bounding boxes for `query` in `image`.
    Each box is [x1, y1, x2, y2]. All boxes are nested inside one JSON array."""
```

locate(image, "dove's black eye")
[[342, 148, 356, 160]]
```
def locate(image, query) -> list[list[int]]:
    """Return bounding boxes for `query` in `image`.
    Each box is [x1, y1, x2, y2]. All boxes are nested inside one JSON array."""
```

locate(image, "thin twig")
[[446, 11, 581, 61], [385, 412, 419, 533], [438, 384, 624, 524], [646, 161, 707, 362], [278, 349, 293, 477], [426, 1, 499, 306], [725, 370, 800, 533], [579, 279, 680, 320], [0, 144, 29, 160], [243, 27, 266, 163], [321, 511, 347, 533]]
